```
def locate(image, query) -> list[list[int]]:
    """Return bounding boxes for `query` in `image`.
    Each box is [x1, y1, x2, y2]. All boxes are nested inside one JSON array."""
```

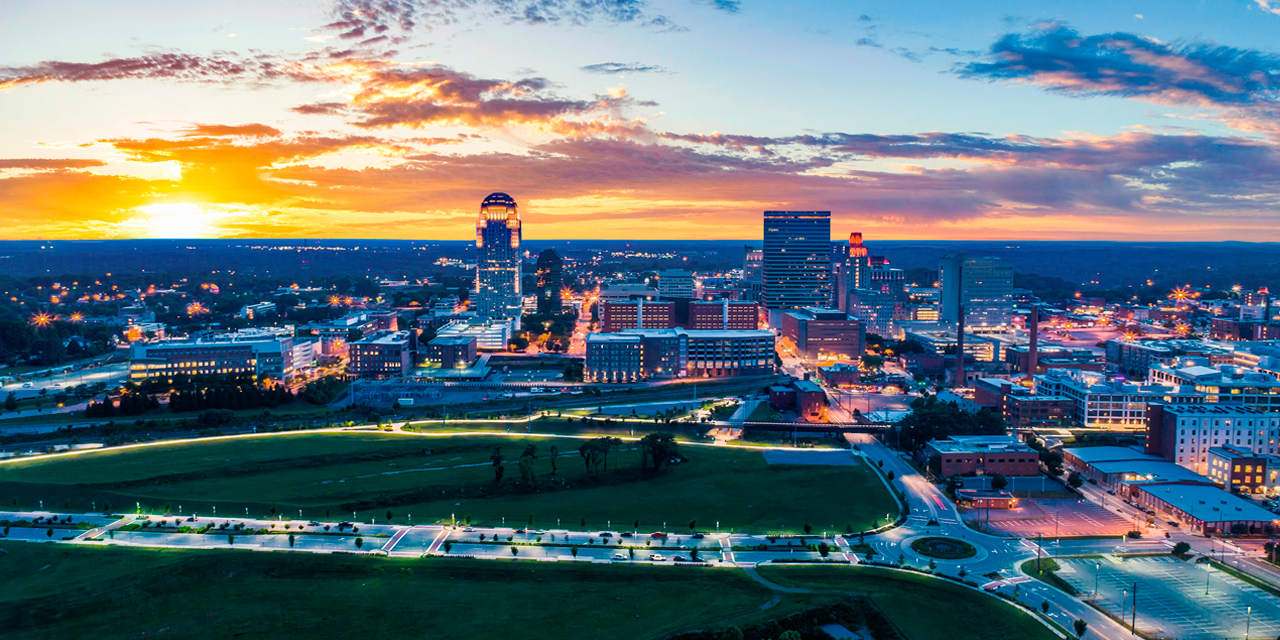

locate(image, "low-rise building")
[[424, 335, 478, 369], [688, 299, 759, 330], [349, 331, 414, 379], [600, 300, 675, 333], [923, 436, 1040, 478], [1133, 483, 1278, 536], [584, 328, 773, 382], [436, 317, 513, 351], [1035, 369, 1202, 428], [129, 327, 295, 381], [1206, 444, 1269, 493], [781, 307, 863, 361]]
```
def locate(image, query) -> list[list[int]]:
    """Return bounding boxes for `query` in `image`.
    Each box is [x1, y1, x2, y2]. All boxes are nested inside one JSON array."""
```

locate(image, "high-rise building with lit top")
[[475, 192, 523, 327]]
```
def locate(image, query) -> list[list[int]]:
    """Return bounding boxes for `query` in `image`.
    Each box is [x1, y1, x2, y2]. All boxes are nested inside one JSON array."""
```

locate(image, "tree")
[[288, 534, 296, 547], [803, 523, 812, 534], [1040, 600, 1050, 614], [228, 534, 235, 545], [1067, 471, 1084, 489], [946, 474, 963, 495], [548, 444, 559, 475], [1171, 541, 1190, 556], [639, 432, 680, 471], [817, 542, 830, 558], [1073, 619, 1088, 638], [779, 631, 801, 640], [897, 394, 1007, 451], [1040, 450, 1065, 476], [443, 541, 453, 554], [518, 444, 538, 485], [511, 546, 519, 556], [490, 447, 504, 483], [3, 392, 15, 412], [719, 627, 744, 640], [990, 473, 1009, 491], [46, 528, 53, 538], [355, 537, 364, 549], [571, 546, 579, 558]]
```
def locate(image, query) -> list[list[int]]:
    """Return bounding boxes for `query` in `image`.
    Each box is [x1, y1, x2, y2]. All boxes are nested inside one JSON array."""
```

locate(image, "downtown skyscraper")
[[475, 192, 523, 326], [762, 211, 832, 325]]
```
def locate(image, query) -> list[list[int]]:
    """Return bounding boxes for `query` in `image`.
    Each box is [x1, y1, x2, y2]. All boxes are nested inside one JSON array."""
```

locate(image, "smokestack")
[[955, 304, 966, 388], [1028, 305, 1040, 376]]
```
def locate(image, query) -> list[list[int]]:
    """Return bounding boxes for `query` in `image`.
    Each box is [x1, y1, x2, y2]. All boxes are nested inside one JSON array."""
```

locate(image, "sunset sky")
[[3, 0, 1280, 241]]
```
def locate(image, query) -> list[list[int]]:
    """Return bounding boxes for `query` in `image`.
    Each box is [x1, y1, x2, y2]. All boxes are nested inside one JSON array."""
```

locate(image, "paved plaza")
[[1056, 555, 1280, 640]]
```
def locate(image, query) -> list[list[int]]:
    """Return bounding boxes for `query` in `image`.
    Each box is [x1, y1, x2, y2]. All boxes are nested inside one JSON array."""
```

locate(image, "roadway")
[[1, 433, 1266, 640], [0, 362, 129, 399]]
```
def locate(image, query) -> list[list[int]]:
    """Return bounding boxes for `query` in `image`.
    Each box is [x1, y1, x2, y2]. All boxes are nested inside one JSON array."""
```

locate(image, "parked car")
[[308, 521, 321, 526], [1167, 521, 1180, 527], [515, 528, 527, 534], [1106, 490, 1116, 495], [612, 553, 628, 561], [691, 533, 705, 539], [620, 532, 634, 538], [650, 554, 666, 561], [650, 532, 668, 539], [600, 532, 613, 538], [673, 556, 690, 562]]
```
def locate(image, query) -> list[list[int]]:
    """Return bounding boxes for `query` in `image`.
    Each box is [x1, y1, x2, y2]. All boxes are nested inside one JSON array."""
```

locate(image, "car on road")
[[599, 532, 613, 538], [620, 532, 634, 538], [691, 533, 705, 539], [672, 555, 690, 562], [515, 528, 527, 534], [650, 532, 668, 539], [650, 554, 666, 561], [308, 521, 321, 526], [1167, 521, 1179, 527], [534, 529, 546, 535], [463, 527, 474, 532], [612, 553, 628, 560], [1106, 490, 1116, 495]]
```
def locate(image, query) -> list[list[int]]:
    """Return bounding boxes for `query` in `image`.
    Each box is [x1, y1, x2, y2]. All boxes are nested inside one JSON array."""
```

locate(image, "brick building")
[[349, 331, 414, 379], [780, 307, 863, 360], [600, 300, 675, 333], [923, 436, 1040, 477], [689, 299, 759, 330]]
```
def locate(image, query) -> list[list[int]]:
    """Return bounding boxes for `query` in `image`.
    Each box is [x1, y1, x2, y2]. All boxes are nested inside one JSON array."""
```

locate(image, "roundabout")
[[909, 536, 978, 560]]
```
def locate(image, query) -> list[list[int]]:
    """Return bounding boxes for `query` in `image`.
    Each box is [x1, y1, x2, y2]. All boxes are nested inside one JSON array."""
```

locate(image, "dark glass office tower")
[[535, 248, 563, 313], [762, 211, 831, 323]]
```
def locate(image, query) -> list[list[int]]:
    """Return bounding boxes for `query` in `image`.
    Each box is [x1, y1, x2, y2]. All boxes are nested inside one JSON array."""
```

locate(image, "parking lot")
[[1055, 556, 1280, 640], [972, 498, 1133, 538]]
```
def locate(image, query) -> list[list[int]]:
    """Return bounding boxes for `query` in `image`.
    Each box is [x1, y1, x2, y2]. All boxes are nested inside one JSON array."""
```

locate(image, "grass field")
[[758, 565, 1059, 640], [0, 432, 896, 533], [0, 542, 828, 640]]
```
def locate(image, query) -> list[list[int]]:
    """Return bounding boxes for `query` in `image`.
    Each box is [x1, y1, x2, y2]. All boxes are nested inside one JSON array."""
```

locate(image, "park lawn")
[[757, 565, 1059, 640], [0, 432, 896, 534], [0, 541, 826, 640]]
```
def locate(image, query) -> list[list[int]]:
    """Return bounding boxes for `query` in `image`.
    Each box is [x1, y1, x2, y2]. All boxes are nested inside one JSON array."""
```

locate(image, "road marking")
[[425, 528, 450, 554]]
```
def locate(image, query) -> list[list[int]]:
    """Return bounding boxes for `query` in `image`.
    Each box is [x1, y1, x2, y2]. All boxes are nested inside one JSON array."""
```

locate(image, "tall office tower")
[[763, 211, 832, 324], [475, 192, 523, 326], [834, 232, 869, 311], [939, 253, 1013, 328], [535, 248, 563, 314], [743, 247, 763, 282]]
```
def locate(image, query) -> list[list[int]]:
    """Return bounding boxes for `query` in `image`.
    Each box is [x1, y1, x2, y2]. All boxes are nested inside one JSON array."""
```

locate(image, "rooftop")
[[928, 435, 1034, 454], [1208, 444, 1265, 460], [1090, 459, 1211, 484], [1061, 446, 1152, 464], [1136, 483, 1278, 523]]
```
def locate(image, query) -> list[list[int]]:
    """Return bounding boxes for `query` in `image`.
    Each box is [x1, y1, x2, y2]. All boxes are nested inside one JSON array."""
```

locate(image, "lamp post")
[[1246, 604, 1253, 640], [1094, 562, 1100, 600]]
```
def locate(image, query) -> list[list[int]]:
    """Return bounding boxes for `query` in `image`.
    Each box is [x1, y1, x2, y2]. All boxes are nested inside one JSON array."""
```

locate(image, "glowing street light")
[[30, 312, 53, 327]]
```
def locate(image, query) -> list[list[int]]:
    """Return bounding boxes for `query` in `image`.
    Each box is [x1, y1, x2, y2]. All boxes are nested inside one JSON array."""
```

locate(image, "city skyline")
[[2, 1, 1280, 241]]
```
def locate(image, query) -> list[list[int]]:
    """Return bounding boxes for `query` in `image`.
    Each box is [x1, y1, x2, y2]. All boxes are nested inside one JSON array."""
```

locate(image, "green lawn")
[[0, 542, 825, 640], [757, 565, 1059, 640], [0, 432, 896, 534]]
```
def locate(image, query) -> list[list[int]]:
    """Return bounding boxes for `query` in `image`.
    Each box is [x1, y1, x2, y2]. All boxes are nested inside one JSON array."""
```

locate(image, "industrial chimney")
[[1028, 304, 1040, 376], [954, 304, 966, 388]]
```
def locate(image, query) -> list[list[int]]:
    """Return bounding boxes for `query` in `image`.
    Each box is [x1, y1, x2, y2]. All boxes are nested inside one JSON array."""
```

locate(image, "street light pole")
[[1246, 604, 1253, 640], [1094, 562, 1099, 599], [1130, 582, 1137, 635]]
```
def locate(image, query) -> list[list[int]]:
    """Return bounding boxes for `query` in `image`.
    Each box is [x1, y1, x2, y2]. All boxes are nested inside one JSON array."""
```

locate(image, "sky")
[[2, 0, 1280, 241]]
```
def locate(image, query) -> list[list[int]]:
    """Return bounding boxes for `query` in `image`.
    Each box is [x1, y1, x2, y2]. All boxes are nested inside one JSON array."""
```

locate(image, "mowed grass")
[[0, 541, 825, 640], [757, 565, 1059, 640], [0, 432, 895, 533]]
